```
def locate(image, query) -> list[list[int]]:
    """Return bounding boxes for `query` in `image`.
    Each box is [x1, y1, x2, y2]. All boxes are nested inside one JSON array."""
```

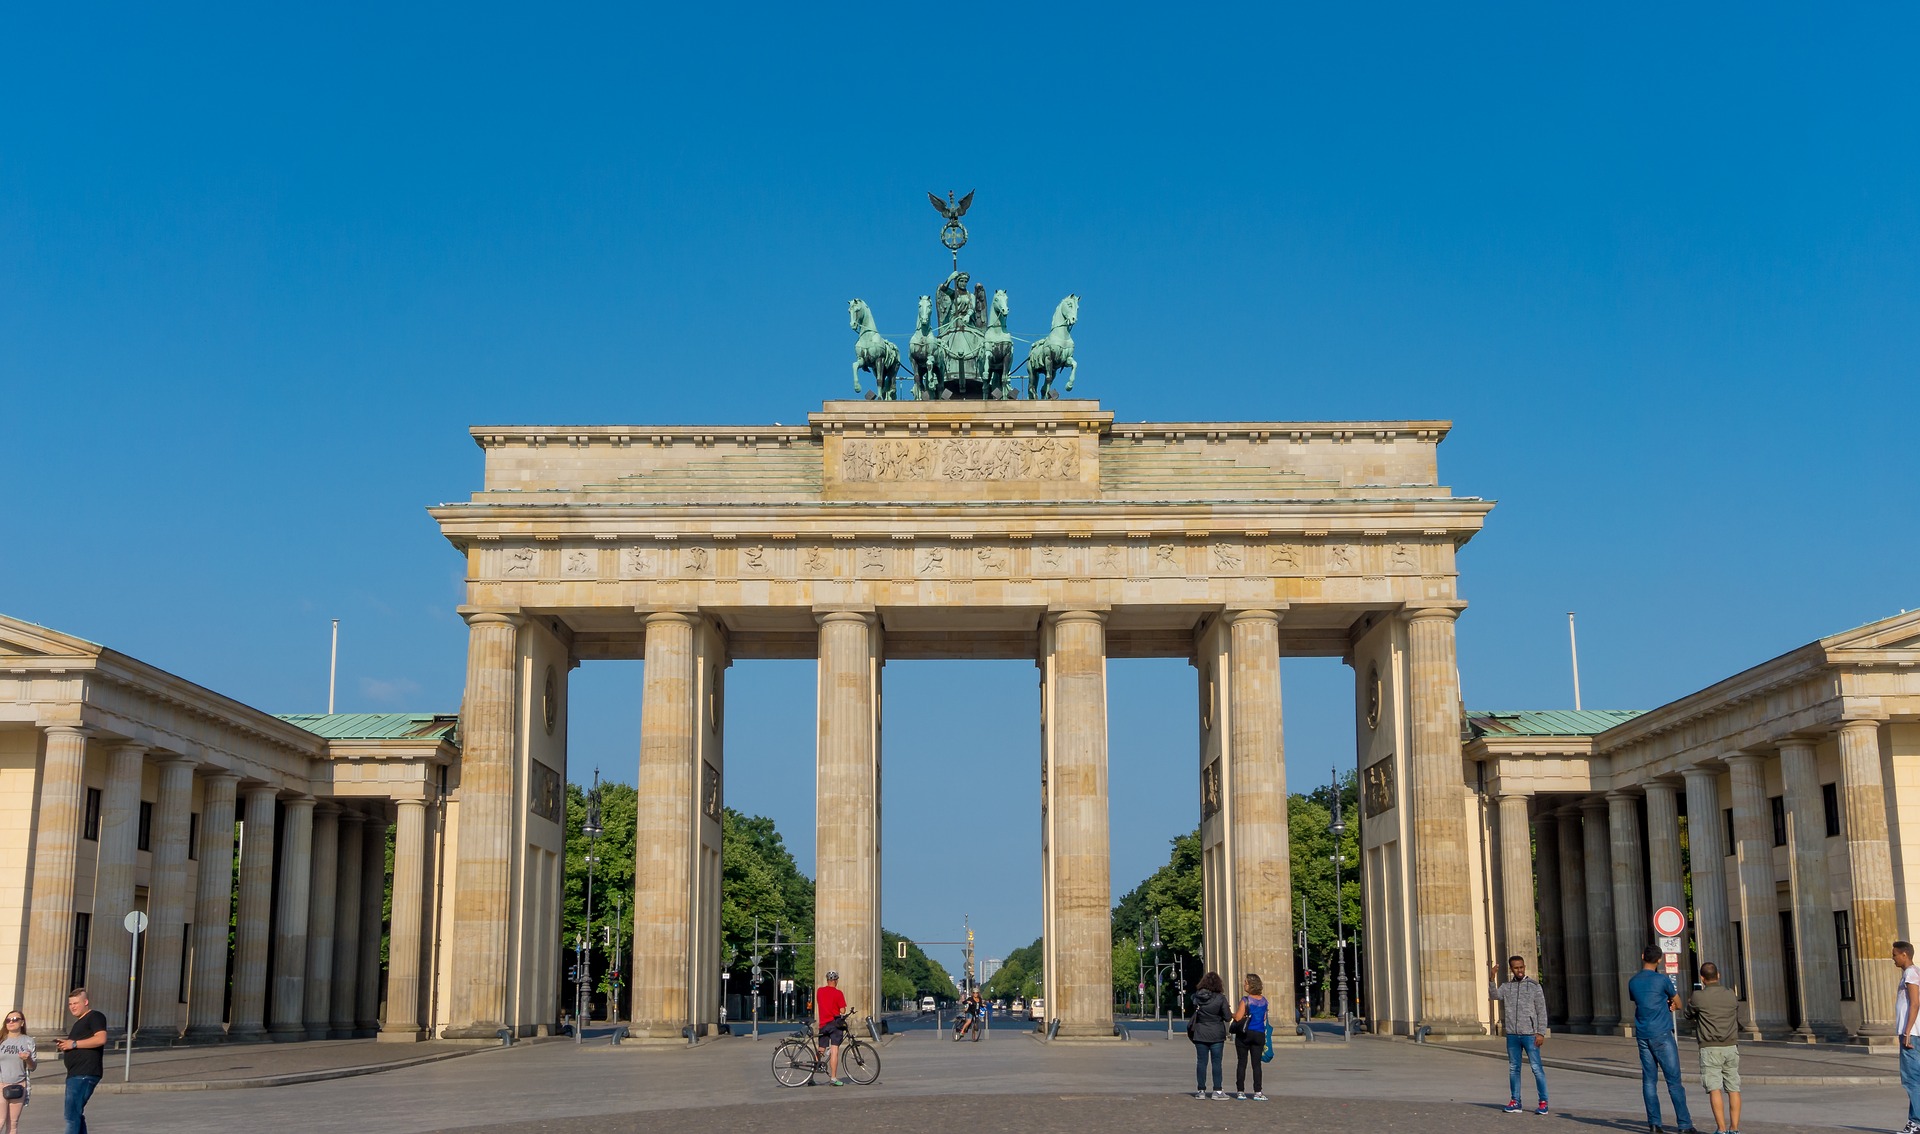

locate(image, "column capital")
[[1046, 608, 1108, 626], [201, 769, 242, 785], [241, 782, 281, 801], [1578, 796, 1608, 816], [1223, 607, 1285, 626], [1776, 735, 1819, 755], [1683, 764, 1721, 784], [458, 607, 523, 627], [41, 723, 92, 740], [337, 808, 367, 828], [1604, 788, 1641, 802], [813, 609, 877, 627], [1402, 603, 1467, 623], [282, 795, 317, 812], [1725, 750, 1767, 771], [395, 797, 428, 813], [1496, 789, 1533, 802], [151, 753, 198, 770], [1839, 718, 1884, 737], [644, 609, 700, 627], [104, 739, 149, 758]]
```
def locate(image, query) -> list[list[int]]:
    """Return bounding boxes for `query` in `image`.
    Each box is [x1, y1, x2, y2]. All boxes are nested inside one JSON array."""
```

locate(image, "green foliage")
[[720, 807, 815, 996], [562, 780, 639, 999], [881, 930, 959, 1005], [981, 937, 1043, 1001], [1290, 771, 1361, 997]]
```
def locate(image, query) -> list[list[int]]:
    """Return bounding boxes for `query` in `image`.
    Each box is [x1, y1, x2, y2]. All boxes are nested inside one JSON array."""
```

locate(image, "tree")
[[1110, 828, 1204, 1001], [1290, 771, 1361, 1009], [981, 937, 1043, 1001], [562, 780, 638, 1007]]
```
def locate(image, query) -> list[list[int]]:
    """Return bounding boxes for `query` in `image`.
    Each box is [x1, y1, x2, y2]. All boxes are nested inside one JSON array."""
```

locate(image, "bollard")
[[496, 1027, 515, 1047]]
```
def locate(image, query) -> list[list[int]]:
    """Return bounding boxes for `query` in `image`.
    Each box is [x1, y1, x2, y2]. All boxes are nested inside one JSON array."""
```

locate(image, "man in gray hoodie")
[[1491, 955, 1550, 1114], [1684, 963, 1747, 1134]]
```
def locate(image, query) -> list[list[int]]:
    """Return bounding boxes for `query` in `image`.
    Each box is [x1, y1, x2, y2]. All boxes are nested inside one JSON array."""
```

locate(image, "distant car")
[[1030, 997, 1046, 1019], [1011, 998, 1027, 1016], [919, 996, 937, 1014]]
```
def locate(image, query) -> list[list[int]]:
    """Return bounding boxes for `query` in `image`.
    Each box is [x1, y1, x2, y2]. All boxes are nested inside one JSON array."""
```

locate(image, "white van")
[[919, 996, 937, 1014], [1030, 997, 1045, 1018]]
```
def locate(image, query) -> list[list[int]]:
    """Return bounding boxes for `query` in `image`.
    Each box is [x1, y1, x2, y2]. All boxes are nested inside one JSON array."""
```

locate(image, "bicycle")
[[771, 1010, 881, 1087]]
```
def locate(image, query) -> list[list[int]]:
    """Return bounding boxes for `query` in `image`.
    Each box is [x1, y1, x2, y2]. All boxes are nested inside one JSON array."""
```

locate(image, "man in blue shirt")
[[1626, 943, 1696, 1134]]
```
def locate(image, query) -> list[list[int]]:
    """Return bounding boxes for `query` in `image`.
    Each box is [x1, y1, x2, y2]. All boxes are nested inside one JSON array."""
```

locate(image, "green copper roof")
[[278, 713, 458, 741], [1467, 709, 1645, 738]]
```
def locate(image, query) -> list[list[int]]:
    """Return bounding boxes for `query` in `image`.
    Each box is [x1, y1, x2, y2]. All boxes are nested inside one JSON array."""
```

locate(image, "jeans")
[[1194, 1040, 1224, 1091], [1235, 1034, 1264, 1092], [1900, 1041, 1920, 1124], [1635, 1033, 1692, 1130], [63, 1075, 98, 1134], [1506, 1033, 1546, 1103]]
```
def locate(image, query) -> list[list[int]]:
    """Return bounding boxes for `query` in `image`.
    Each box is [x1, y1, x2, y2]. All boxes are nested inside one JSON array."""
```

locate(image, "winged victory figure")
[[928, 190, 975, 221]]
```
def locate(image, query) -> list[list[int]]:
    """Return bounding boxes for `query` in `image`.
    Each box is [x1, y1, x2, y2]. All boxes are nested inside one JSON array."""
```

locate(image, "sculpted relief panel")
[[840, 436, 1080, 483]]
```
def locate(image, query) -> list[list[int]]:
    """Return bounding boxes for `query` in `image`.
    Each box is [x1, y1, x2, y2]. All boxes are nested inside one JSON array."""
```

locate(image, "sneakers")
[[828, 1079, 843, 1087], [1191, 1091, 1208, 1100], [1236, 1093, 1249, 1100], [1505, 1100, 1523, 1114], [1211, 1090, 1230, 1100], [1252, 1092, 1268, 1101], [1536, 1102, 1550, 1116]]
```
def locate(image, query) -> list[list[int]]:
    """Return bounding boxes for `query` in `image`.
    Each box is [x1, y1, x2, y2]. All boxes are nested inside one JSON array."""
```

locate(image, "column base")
[[1414, 1019, 1488, 1039], [225, 1026, 270, 1044], [268, 1024, 309, 1042], [327, 1024, 357, 1039], [180, 1025, 229, 1044], [304, 1025, 331, 1041], [1052, 1021, 1119, 1039], [377, 1027, 426, 1043], [438, 1022, 511, 1040]]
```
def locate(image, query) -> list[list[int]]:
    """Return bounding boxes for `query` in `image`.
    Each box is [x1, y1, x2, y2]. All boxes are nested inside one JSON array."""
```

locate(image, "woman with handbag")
[[0, 1009, 34, 1133], [1230, 973, 1269, 1100], [1188, 972, 1230, 1100]]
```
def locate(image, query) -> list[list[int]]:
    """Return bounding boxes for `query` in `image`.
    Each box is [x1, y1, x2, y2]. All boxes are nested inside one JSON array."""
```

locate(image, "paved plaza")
[[71, 1026, 1901, 1134]]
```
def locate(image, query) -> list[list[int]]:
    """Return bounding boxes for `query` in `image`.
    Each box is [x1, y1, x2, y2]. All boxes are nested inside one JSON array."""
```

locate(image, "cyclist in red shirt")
[[815, 971, 850, 1085]]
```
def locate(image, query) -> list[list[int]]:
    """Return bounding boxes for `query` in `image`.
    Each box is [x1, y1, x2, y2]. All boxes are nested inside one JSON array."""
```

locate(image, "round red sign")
[[1652, 905, 1687, 937]]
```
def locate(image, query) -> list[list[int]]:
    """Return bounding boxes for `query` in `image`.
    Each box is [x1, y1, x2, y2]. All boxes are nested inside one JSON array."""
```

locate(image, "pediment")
[[1821, 608, 1920, 654], [0, 614, 103, 662]]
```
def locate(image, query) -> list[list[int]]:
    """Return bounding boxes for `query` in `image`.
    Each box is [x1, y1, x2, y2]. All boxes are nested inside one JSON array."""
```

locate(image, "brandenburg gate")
[[429, 399, 1494, 1040]]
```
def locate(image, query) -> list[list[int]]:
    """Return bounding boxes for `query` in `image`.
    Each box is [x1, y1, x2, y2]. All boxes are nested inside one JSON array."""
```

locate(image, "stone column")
[[381, 799, 428, 1041], [1404, 608, 1479, 1033], [1683, 767, 1736, 994], [88, 742, 146, 1035], [1046, 610, 1112, 1037], [1838, 720, 1898, 1036], [1581, 798, 1620, 1030], [1727, 752, 1789, 1034], [1607, 791, 1649, 1028], [302, 805, 340, 1039], [23, 726, 90, 1037], [185, 771, 239, 1041], [330, 811, 365, 1038], [228, 786, 279, 1040], [1496, 794, 1538, 974], [357, 812, 388, 1034], [1779, 738, 1843, 1037], [442, 610, 520, 1038], [139, 756, 196, 1039], [1644, 780, 1685, 918], [814, 611, 884, 1025], [633, 611, 700, 1036], [268, 797, 315, 1039], [1533, 811, 1567, 1023], [1226, 610, 1295, 1020], [1556, 809, 1592, 1028]]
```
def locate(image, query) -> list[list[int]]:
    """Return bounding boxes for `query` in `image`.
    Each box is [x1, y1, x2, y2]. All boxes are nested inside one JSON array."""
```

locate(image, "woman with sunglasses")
[[0, 1010, 34, 1133]]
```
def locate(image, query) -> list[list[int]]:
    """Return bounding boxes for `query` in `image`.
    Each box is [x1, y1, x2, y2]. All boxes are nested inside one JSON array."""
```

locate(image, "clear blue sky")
[[5, 5, 1916, 975]]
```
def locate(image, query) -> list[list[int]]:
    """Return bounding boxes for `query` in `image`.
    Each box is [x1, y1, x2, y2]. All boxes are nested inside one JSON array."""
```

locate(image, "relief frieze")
[[840, 436, 1080, 482]]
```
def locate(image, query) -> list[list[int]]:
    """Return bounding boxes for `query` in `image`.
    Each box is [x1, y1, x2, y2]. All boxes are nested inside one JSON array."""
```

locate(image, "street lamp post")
[[1134, 925, 1146, 1016], [750, 916, 763, 1040], [581, 769, 603, 1036], [1329, 770, 1350, 1037], [1151, 914, 1164, 1021]]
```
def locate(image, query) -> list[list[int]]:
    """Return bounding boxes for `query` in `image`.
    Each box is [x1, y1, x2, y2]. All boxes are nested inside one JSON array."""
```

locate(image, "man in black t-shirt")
[[53, 988, 107, 1134]]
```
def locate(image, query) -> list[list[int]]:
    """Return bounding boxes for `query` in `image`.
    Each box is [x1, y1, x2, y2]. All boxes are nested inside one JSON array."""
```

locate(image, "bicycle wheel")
[[771, 1040, 815, 1087], [842, 1039, 881, 1085]]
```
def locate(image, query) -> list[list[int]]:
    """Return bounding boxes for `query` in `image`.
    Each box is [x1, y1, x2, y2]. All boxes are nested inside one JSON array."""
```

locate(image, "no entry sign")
[[1652, 906, 1687, 938]]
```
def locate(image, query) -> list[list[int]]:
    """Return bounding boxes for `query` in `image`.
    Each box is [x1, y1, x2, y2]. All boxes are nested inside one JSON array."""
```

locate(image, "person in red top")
[[815, 970, 850, 1085]]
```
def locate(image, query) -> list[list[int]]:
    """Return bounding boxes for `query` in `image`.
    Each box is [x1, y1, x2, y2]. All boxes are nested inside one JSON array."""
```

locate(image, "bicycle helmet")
[[826, 970, 839, 981]]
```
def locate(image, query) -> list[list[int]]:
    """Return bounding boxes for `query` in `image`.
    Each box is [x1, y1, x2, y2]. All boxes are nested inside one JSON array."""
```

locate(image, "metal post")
[[1331, 771, 1350, 1038], [123, 911, 145, 1082], [750, 917, 761, 1040], [1152, 914, 1163, 1021], [328, 619, 339, 714], [1568, 612, 1582, 711]]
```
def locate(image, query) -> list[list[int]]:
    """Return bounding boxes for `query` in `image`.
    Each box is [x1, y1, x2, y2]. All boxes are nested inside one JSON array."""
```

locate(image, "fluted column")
[[1045, 610, 1111, 1037], [1779, 738, 1843, 1036], [267, 797, 315, 1039], [357, 812, 388, 1034], [1581, 798, 1620, 1030], [23, 726, 91, 1037], [633, 611, 700, 1036], [381, 799, 428, 1041], [140, 756, 196, 1038], [1644, 781, 1685, 919], [1497, 793, 1538, 975], [1608, 791, 1649, 1029], [443, 610, 521, 1038], [88, 742, 147, 1035], [1226, 610, 1295, 1020], [302, 806, 340, 1039], [812, 611, 884, 1026], [1727, 752, 1789, 1034], [1533, 811, 1567, 1023], [1838, 720, 1897, 1036], [330, 811, 365, 1038], [1556, 809, 1592, 1029], [185, 772, 239, 1040], [1683, 768, 1736, 997], [228, 786, 279, 1040], [1405, 608, 1478, 1032]]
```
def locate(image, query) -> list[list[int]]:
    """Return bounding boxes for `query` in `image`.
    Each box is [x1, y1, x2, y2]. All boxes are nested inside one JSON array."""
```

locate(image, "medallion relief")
[[502, 547, 538, 577], [563, 549, 595, 577], [624, 547, 655, 576]]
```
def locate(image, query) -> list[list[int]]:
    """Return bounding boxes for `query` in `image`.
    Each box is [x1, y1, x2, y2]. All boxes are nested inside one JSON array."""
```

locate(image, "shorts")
[[819, 1022, 846, 1047], [1699, 1045, 1740, 1092]]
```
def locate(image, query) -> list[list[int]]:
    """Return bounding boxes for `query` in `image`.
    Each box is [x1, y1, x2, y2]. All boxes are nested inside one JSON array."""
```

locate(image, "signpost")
[[122, 910, 147, 1082], [1652, 905, 1687, 978]]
